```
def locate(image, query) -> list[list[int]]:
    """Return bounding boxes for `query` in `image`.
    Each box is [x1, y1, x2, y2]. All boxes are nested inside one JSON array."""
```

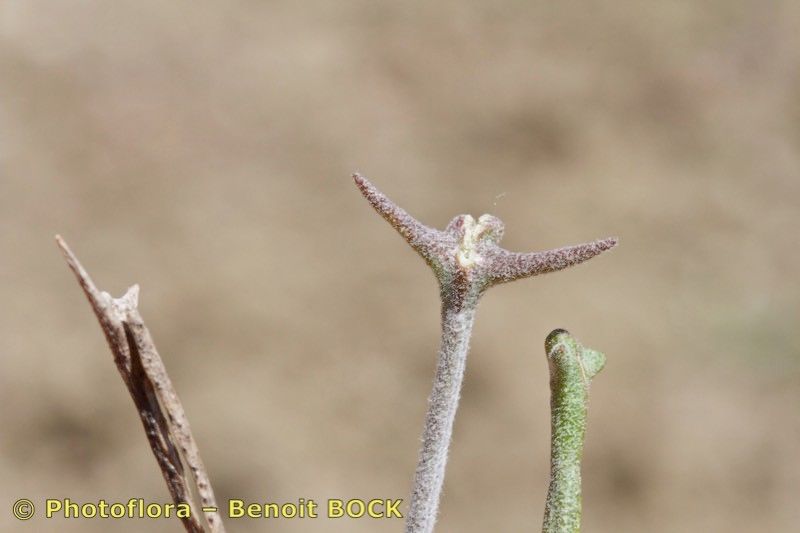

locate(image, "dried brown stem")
[[56, 236, 226, 533]]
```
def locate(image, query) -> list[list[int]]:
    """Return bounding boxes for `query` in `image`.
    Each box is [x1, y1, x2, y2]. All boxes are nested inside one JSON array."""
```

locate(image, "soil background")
[[2, 1, 799, 531]]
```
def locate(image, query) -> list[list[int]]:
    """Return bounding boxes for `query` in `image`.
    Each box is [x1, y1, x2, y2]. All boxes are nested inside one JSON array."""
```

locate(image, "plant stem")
[[56, 236, 226, 533], [542, 329, 605, 533], [353, 174, 617, 532], [407, 306, 476, 533]]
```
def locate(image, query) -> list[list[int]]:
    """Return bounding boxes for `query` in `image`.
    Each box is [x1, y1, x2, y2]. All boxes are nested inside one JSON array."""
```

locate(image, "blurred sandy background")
[[2, 1, 799, 532]]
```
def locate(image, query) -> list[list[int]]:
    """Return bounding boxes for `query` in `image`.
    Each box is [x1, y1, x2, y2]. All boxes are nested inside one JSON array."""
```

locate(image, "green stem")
[[542, 329, 605, 533]]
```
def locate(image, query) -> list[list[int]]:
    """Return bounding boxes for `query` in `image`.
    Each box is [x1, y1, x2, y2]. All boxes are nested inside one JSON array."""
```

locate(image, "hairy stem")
[[407, 306, 476, 533], [353, 174, 616, 532], [542, 329, 605, 533]]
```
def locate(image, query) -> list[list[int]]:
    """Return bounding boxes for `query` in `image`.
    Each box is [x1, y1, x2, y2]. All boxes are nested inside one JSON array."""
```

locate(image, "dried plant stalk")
[[56, 236, 226, 533]]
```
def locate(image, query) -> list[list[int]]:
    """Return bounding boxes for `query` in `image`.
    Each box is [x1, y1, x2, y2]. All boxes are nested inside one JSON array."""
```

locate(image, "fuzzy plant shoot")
[[353, 174, 617, 533], [542, 329, 606, 533]]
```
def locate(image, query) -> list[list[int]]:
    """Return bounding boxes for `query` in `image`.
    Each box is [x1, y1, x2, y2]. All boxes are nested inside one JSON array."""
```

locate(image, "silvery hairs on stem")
[[353, 174, 617, 533]]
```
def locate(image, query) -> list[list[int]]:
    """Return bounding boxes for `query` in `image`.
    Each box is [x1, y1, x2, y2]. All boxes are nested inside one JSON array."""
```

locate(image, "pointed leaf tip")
[[352, 173, 444, 267], [600, 236, 619, 250]]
